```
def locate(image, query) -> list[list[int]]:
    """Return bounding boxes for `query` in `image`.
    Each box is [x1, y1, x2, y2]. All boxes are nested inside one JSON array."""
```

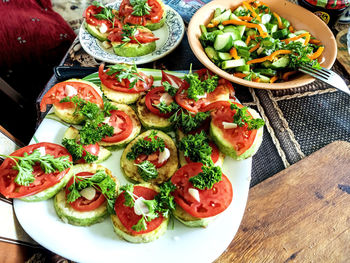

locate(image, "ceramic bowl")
[[187, 0, 337, 89]]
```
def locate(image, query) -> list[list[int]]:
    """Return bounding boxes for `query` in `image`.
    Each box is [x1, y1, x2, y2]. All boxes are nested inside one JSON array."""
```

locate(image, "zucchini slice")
[[120, 130, 179, 184], [173, 204, 214, 228], [101, 83, 141, 105]]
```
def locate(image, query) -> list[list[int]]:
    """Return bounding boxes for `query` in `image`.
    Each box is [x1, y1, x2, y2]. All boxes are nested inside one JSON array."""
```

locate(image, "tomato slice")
[[40, 81, 104, 112], [108, 27, 159, 44], [115, 185, 164, 235], [101, 110, 133, 143], [145, 86, 174, 117], [134, 136, 168, 168], [83, 5, 122, 30], [171, 163, 233, 218], [76, 143, 100, 164], [119, 0, 164, 26], [161, 71, 184, 88], [210, 101, 258, 157], [0, 142, 72, 199], [184, 142, 220, 164], [65, 172, 106, 212], [99, 64, 153, 93]]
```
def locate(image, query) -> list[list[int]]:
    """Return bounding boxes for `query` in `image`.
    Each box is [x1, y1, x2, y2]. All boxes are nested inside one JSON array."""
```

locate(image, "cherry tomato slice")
[[0, 143, 72, 199], [99, 64, 153, 93], [40, 81, 103, 112], [184, 142, 220, 164], [119, 0, 164, 26], [115, 185, 164, 235], [65, 172, 106, 212], [171, 163, 233, 218], [161, 71, 184, 88], [210, 101, 258, 157], [145, 86, 174, 117], [83, 5, 122, 30], [101, 110, 133, 143], [108, 27, 159, 44]]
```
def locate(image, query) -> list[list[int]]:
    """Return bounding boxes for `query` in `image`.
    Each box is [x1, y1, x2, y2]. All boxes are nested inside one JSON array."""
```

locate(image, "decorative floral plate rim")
[[79, 1, 185, 64]]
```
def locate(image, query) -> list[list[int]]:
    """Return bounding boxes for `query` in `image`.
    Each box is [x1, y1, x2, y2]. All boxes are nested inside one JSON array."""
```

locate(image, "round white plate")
[[13, 69, 251, 263], [79, 1, 185, 64]]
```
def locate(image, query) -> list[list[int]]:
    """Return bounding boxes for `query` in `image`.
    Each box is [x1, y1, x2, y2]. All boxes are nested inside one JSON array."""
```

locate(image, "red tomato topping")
[[98, 64, 153, 93], [145, 86, 174, 117], [184, 142, 220, 164], [76, 143, 100, 164], [134, 136, 168, 168], [175, 69, 234, 114], [0, 143, 72, 199], [161, 71, 184, 89], [83, 5, 122, 30], [66, 172, 106, 212], [115, 185, 164, 235], [210, 101, 258, 157], [101, 110, 133, 143], [40, 81, 104, 112], [108, 27, 159, 44], [119, 0, 164, 26], [171, 163, 233, 218]]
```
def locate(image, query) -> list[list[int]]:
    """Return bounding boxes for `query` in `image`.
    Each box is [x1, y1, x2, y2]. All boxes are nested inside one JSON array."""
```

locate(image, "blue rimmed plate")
[[79, 1, 185, 64]]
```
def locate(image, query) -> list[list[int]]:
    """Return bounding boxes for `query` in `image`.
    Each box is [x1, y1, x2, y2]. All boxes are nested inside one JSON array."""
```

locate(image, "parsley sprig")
[[230, 104, 265, 130], [117, 24, 142, 47], [130, 0, 151, 16], [178, 131, 213, 166], [135, 160, 158, 181], [119, 182, 176, 232], [153, 101, 179, 114], [62, 139, 98, 163], [106, 63, 146, 89], [67, 170, 117, 214], [170, 109, 210, 134], [92, 1, 116, 24], [0, 150, 72, 186], [189, 165, 222, 190], [126, 131, 165, 160], [162, 81, 177, 96]]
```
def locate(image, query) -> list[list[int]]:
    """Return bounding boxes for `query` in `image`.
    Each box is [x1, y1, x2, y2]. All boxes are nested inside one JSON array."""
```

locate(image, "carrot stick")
[[245, 35, 251, 45], [249, 42, 260, 52], [222, 20, 268, 38], [282, 71, 297, 81], [272, 12, 284, 29], [239, 16, 253, 21], [288, 26, 294, 33], [247, 50, 292, 64], [242, 1, 261, 22], [307, 46, 324, 60], [252, 77, 261, 82], [234, 73, 248, 78], [270, 75, 278, 83], [309, 39, 321, 45], [282, 32, 310, 46], [230, 48, 240, 60]]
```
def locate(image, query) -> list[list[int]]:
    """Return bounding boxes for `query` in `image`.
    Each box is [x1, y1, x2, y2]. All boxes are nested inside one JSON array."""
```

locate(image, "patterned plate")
[[79, 1, 185, 64]]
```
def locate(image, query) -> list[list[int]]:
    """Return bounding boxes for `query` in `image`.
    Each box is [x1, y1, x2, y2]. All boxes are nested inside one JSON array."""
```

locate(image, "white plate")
[[13, 69, 251, 263], [79, 1, 185, 64]]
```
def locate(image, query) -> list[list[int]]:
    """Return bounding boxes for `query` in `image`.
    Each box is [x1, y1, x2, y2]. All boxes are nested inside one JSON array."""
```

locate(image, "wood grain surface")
[[216, 141, 350, 263]]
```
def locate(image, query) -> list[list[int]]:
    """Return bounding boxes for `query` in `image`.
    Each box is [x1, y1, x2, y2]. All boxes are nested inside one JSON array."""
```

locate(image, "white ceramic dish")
[[79, 1, 185, 64], [13, 69, 251, 263]]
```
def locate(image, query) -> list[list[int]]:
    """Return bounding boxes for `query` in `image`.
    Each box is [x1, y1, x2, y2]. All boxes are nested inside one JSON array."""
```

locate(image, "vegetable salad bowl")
[[187, 0, 337, 89]]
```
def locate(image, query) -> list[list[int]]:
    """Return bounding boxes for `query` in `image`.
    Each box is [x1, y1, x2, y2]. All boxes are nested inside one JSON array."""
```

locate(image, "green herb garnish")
[[106, 63, 145, 89], [170, 109, 210, 134], [62, 138, 98, 163], [135, 160, 158, 181], [230, 104, 265, 130], [153, 101, 179, 114], [130, 0, 151, 16], [189, 165, 222, 190]]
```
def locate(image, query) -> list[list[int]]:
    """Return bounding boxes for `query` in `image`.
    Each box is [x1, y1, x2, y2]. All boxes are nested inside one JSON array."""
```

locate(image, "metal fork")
[[298, 65, 350, 96]]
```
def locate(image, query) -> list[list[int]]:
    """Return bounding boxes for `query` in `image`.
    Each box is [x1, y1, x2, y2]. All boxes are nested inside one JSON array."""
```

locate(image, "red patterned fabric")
[[0, 0, 76, 67], [305, 0, 349, 9]]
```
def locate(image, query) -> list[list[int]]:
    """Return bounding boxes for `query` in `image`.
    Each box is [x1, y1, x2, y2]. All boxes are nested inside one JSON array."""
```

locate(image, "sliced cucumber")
[[266, 23, 278, 34], [214, 33, 233, 52], [218, 24, 224, 30], [254, 68, 277, 76], [257, 74, 271, 83], [246, 29, 257, 37], [214, 7, 224, 18], [271, 55, 290, 69], [261, 60, 273, 68], [261, 14, 271, 24], [205, 46, 219, 62], [233, 6, 246, 16], [218, 52, 232, 60], [294, 30, 309, 35], [229, 13, 242, 21], [223, 26, 241, 40], [236, 47, 250, 58], [222, 59, 246, 69], [235, 64, 250, 72], [233, 40, 247, 48], [256, 46, 265, 55], [236, 25, 246, 38], [211, 9, 231, 24], [272, 28, 289, 39]]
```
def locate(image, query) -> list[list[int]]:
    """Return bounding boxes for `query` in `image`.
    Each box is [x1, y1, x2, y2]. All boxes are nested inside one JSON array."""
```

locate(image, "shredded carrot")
[[282, 32, 310, 46], [270, 75, 278, 83], [282, 71, 297, 81], [249, 42, 260, 52], [212, 20, 220, 27], [245, 35, 251, 45], [307, 46, 324, 60], [247, 50, 292, 64], [242, 1, 261, 22], [288, 26, 294, 33], [272, 12, 283, 29], [222, 20, 268, 38], [230, 48, 240, 60], [239, 16, 253, 21], [234, 73, 248, 78], [252, 77, 261, 82], [309, 39, 321, 45], [207, 23, 215, 28]]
